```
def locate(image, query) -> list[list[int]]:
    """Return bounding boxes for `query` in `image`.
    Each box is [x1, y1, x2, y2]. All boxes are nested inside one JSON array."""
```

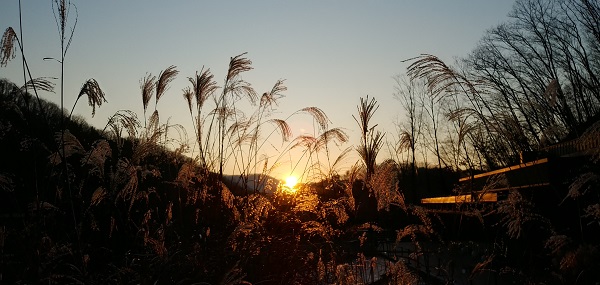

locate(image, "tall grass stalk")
[[353, 96, 384, 181], [51, 0, 84, 268], [183, 55, 343, 192], [18, 0, 26, 96], [2, 4, 56, 218]]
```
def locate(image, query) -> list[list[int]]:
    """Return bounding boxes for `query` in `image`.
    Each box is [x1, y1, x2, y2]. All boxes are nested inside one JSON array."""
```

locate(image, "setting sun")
[[284, 176, 298, 189]]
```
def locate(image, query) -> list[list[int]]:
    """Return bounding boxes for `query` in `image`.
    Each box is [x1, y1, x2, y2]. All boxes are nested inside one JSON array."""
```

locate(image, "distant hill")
[[222, 173, 280, 195]]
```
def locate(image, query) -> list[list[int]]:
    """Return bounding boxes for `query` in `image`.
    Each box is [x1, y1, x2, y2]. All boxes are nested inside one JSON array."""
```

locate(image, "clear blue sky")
[[1, 1, 515, 178]]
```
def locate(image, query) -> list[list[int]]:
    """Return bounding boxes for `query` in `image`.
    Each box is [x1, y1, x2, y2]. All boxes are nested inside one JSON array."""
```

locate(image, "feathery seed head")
[[148, 110, 160, 131], [59, 0, 67, 30], [227, 53, 253, 81], [406, 54, 475, 97], [49, 129, 85, 164], [78, 78, 106, 117], [260, 80, 287, 108], [270, 79, 287, 95], [291, 135, 318, 150], [84, 140, 112, 177], [1, 28, 17, 67], [156, 65, 178, 104], [317, 128, 349, 149], [22, 77, 56, 93], [107, 110, 140, 139], [141, 74, 156, 113], [269, 119, 292, 142], [189, 68, 218, 109], [300, 107, 329, 131], [183, 87, 193, 113]]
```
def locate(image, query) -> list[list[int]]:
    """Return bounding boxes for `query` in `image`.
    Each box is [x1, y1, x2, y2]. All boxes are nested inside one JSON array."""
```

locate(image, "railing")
[[421, 193, 497, 204], [542, 135, 600, 157], [420, 133, 599, 205]]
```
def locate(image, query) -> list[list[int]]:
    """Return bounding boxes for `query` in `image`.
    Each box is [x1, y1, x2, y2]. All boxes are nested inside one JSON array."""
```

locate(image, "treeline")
[[394, 0, 600, 173], [391, 2, 600, 282]]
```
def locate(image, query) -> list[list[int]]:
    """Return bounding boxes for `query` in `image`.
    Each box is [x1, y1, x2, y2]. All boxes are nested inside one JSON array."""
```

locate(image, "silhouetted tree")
[[394, 76, 424, 185]]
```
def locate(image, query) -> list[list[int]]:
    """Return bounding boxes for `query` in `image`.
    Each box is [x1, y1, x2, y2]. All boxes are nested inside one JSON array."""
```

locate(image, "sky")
[[1, 1, 516, 179]]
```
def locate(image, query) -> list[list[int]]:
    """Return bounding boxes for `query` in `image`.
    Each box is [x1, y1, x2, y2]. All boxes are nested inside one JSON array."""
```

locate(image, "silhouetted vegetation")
[[1, 0, 600, 284]]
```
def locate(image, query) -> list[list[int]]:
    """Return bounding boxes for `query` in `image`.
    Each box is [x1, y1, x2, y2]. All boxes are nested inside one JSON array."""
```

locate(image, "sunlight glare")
[[284, 176, 298, 189]]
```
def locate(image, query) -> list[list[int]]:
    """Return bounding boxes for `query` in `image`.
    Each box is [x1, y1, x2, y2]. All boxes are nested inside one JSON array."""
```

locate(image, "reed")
[[353, 96, 384, 181]]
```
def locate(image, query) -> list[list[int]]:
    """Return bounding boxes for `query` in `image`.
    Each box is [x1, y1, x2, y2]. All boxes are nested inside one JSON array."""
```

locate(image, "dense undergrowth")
[[2, 77, 598, 284], [0, 78, 430, 284]]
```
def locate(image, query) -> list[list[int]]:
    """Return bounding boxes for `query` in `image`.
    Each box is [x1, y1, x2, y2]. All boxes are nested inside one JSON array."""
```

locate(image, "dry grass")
[[385, 260, 419, 285], [141, 73, 155, 115], [405, 54, 478, 99], [227, 53, 253, 81], [260, 79, 287, 108], [497, 190, 549, 239], [187, 68, 218, 111], [288, 127, 350, 182], [21, 77, 55, 93], [83, 139, 112, 176], [299, 106, 329, 131], [368, 159, 404, 211], [52, 0, 77, 54], [268, 118, 293, 142], [3, 1, 600, 283], [180, 55, 345, 192], [354, 96, 385, 181], [73, 78, 106, 118], [49, 129, 85, 165], [105, 110, 140, 143], [155, 65, 178, 105], [1, 27, 17, 67]]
